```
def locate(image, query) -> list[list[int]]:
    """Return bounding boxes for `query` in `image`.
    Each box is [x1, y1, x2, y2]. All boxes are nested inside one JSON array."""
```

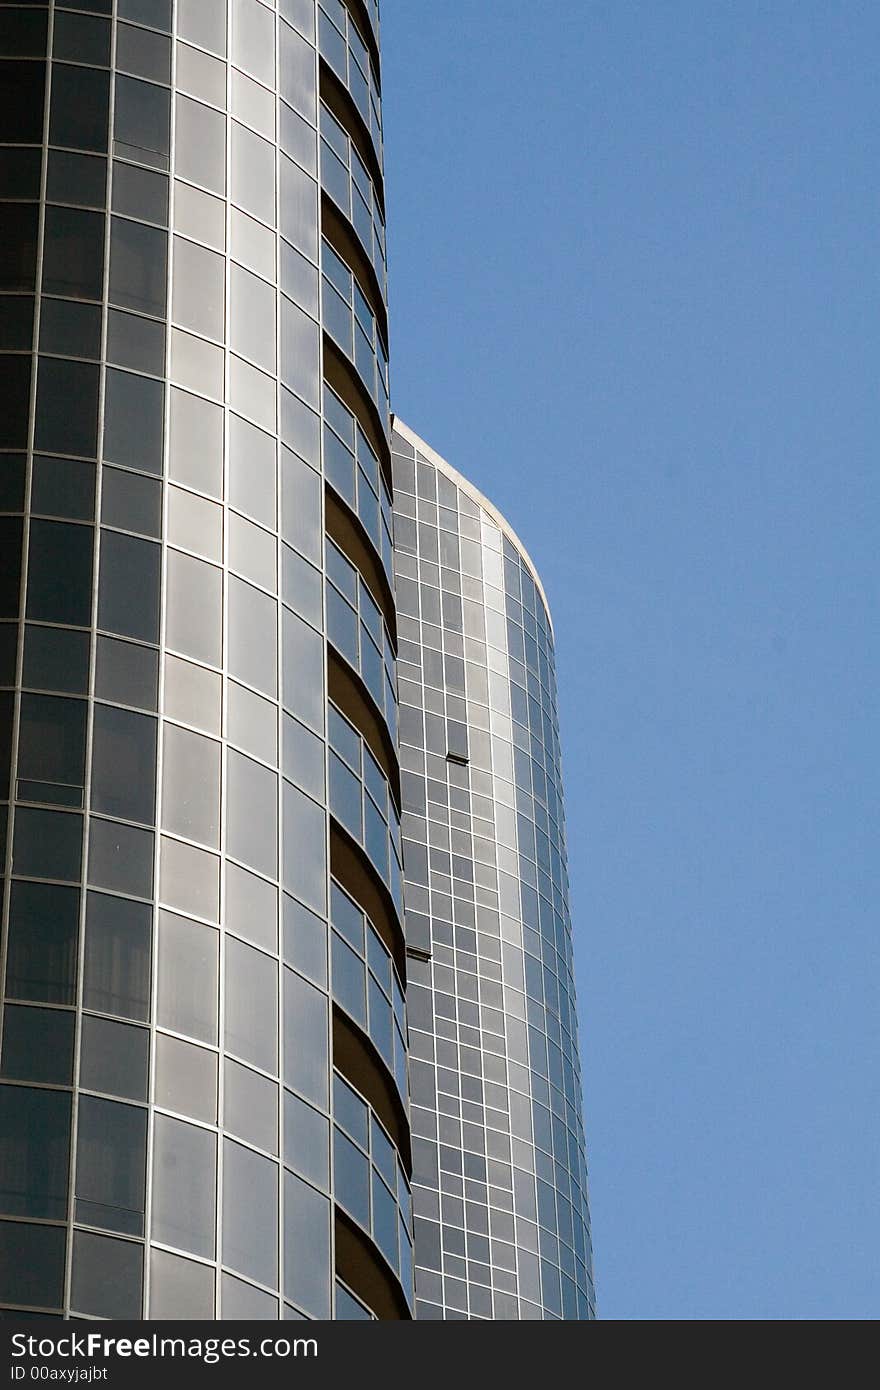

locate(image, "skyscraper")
[[0, 1, 593, 1322], [391, 422, 596, 1320]]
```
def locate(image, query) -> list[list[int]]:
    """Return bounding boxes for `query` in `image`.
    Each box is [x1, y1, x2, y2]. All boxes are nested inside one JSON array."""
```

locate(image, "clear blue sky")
[[382, 1, 879, 1320]]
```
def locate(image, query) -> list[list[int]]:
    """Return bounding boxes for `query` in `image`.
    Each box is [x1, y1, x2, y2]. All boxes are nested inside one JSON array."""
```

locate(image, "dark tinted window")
[[0, 1084, 71, 1219], [0, 455, 25, 511], [83, 891, 151, 1021], [46, 151, 107, 210], [80, 1015, 149, 1101], [0, 518, 23, 616], [0, 1006, 74, 1085], [39, 299, 102, 360], [0, 294, 34, 349], [42, 206, 104, 300], [114, 74, 170, 158], [107, 309, 165, 375], [87, 816, 153, 898], [26, 520, 93, 626], [34, 357, 100, 456], [0, 147, 41, 200], [52, 11, 110, 66], [103, 369, 164, 473], [0, 357, 31, 448], [23, 625, 90, 695], [101, 466, 162, 537], [91, 703, 157, 825], [0, 1222, 65, 1310], [111, 162, 167, 224], [12, 809, 83, 886], [98, 530, 160, 642], [109, 216, 166, 315], [31, 456, 96, 521], [18, 692, 87, 790], [0, 61, 46, 144], [95, 636, 158, 710], [49, 64, 110, 152], [71, 1231, 143, 1320], [5, 880, 79, 1004], [0, 7, 47, 56], [0, 204, 38, 291], [75, 1094, 146, 1234]]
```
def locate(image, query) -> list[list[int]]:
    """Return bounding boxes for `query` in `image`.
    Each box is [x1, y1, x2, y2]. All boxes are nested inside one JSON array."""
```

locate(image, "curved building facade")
[[392, 420, 596, 1320], [0, 0, 411, 1321]]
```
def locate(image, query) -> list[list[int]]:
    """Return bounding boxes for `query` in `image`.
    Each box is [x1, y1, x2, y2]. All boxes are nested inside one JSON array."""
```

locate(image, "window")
[[0, 1085, 71, 1220], [71, 1231, 143, 1321], [156, 911, 219, 1044], [75, 1094, 147, 1235], [222, 1140, 277, 1287], [83, 891, 151, 1021], [26, 520, 93, 627], [5, 881, 79, 1003], [80, 1016, 148, 1102], [152, 1113, 216, 1259], [0, 1006, 74, 1086]]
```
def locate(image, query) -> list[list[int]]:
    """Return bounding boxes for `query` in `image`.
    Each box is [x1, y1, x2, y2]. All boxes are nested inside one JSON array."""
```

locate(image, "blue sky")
[[382, 2, 879, 1319]]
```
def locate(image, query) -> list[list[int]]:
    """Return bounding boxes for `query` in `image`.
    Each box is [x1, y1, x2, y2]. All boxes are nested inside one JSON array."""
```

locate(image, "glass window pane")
[[18, 692, 87, 791], [152, 1112, 216, 1258], [101, 465, 162, 537], [283, 1090, 328, 1191], [166, 550, 222, 667], [88, 816, 153, 898], [0, 1084, 71, 1219], [0, 1006, 74, 1086], [107, 308, 165, 375], [283, 1170, 330, 1318], [98, 530, 160, 642], [83, 891, 151, 1021], [13, 808, 82, 884], [282, 894, 326, 986], [114, 74, 170, 159], [53, 11, 110, 66], [282, 714, 324, 800], [228, 576, 277, 698], [281, 608, 323, 730], [117, 22, 171, 84], [95, 636, 158, 710], [175, 94, 226, 195], [149, 1248, 214, 1320], [333, 1127, 369, 1228], [162, 724, 220, 848], [35, 357, 99, 457], [75, 1094, 146, 1235], [225, 935, 277, 1073], [157, 910, 218, 1044], [227, 749, 277, 879], [91, 703, 157, 824], [222, 1139, 278, 1286], [281, 782, 326, 913], [221, 1273, 278, 1320], [42, 206, 104, 300], [46, 150, 106, 209], [112, 161, 168, 224], [6, 880, 78, 1006], [331, 932, 365, 1029], [104, 369, 165, 473], [26, 520, 93, 627], [30, 456, 96, 522], [283, 966, 327, 1106], [224, 1058, 277, 1154], [154, 1032, 216, 1124], [50, 64, 110, 153], [70, 1231, 142, 1321], [231, 121, 274, 224], [172, 235, 225, 341], [0, 1222, 65, 1310], [109, 215, 167, 315], [80, 1015, 148, 1101]]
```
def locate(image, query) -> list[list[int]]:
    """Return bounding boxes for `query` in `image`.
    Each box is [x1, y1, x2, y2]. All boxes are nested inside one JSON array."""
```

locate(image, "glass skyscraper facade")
[[391, 422, 595, 1320], [0, 0, 593, 1322]]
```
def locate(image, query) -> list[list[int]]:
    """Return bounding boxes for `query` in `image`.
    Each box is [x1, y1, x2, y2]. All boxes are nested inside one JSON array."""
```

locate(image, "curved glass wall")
[[0, 0, 408, 1322], [392, 420, 596, 1320]]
